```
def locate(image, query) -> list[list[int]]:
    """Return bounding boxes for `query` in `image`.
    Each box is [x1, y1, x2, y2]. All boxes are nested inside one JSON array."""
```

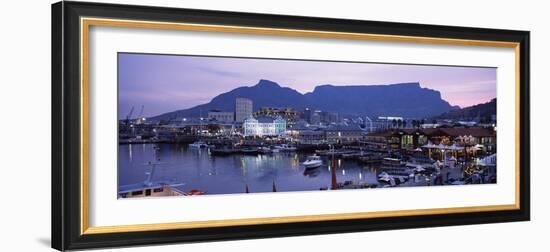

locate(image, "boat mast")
[[144, 161, 158, 186]]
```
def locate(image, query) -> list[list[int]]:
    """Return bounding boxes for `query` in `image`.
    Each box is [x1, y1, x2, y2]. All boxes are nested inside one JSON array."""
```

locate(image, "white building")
[[243, 116, 287, 137], [235, 98, 253, 122]]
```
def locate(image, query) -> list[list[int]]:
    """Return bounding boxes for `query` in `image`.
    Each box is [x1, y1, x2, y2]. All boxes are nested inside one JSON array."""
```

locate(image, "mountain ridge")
[[436, 98, 496, 121], [149, 79, 456, 121]]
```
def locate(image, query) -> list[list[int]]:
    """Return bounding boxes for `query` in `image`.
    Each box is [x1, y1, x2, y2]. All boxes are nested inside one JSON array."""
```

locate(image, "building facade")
[[324, 125, 365, 144], [235, 98, 253, 122], [297, 129, 325, 144], [365, 127, 496, 151], [254, 107, 299, 125], [207, 110, 234, 123], [243, 116, 287, 137]]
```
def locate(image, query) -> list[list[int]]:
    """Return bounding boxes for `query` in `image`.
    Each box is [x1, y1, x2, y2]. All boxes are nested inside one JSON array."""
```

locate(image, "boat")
[[379, 157, 412, 178], [258, 146, 273, 154], [210, 146, 239, 155], [302, 155, 323, 168], [118, 182, 185, 198], [241, 147, 260, 155], [378, 172, 393, 183], [184, 189, 206, 196], [188, 141, 209, 148], [316, 149, 355, 157], [357, 153, 384, 164], [118, 161, 185, 198], [377, 171, 407, 186], [274, 144, 297, 152]]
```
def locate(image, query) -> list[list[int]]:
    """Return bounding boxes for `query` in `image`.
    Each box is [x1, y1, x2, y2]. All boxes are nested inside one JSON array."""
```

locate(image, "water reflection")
[[118, 143, 379, 195]]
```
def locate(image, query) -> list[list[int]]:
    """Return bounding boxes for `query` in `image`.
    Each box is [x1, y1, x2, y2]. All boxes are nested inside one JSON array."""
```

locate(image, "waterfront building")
[[254, 107, 299, 125], [235, 98, 253, 122], [324, 124, 365, 144], [243, 116, 287, 137], [208, 110, 234, 123], [297, 129, 325, 145], [365, 127, 496, 152], [293, 124, 365, 144]]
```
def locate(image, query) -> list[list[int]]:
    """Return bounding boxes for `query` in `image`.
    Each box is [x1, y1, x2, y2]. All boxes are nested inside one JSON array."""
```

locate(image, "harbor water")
[[118, 143, 380, 195]]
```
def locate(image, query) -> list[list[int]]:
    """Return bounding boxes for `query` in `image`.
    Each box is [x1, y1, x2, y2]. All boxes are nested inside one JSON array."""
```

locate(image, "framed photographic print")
[[51, 1, 530, 251]]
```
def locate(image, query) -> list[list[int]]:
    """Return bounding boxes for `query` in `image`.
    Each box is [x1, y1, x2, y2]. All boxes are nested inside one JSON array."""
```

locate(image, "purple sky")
[[118, 53, 496, 118]]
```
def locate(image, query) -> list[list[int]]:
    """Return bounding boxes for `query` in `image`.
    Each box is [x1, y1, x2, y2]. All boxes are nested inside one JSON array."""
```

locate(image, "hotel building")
[[235, 98, 253, 122]]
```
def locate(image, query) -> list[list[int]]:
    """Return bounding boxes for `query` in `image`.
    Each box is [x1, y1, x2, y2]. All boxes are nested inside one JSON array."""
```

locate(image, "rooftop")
[[367, 127, 495, 137]]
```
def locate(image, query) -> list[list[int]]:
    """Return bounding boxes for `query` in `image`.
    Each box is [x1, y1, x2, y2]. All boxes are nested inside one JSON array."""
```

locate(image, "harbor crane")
[[364, 116, 374, 132], [136, 105, 145, 124], [125, 106, 134, 126]]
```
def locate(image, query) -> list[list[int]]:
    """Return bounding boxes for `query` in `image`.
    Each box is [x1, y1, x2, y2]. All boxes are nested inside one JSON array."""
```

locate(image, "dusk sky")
[[118, 53, 496, 118]]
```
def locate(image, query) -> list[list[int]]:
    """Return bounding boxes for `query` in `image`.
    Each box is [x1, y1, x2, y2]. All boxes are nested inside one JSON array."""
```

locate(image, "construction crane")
[[136, 105, 145, 124], [125, 106, 134, 126], [137, 105, 144, 119]]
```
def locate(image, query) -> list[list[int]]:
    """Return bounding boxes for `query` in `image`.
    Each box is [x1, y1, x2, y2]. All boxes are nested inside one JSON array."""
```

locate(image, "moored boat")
[[118, 161, 185, 198], [258, 146, 273, 154], [241, 147, 260, 155], [184, 189, 206, 196], [188, 141, 209, 148], [210, 146, 239, 155], [302, 155, 323, 168], [379, 157, 413, 177], [274, 144, 297, 152]]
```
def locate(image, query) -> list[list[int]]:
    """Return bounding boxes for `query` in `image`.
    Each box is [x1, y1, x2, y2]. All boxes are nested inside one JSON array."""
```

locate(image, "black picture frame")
[[52, 1, 530, 251]]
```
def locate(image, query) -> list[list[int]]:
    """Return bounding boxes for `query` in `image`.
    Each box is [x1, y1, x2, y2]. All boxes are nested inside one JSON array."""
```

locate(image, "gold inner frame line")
[[80, 17, 521, 235]]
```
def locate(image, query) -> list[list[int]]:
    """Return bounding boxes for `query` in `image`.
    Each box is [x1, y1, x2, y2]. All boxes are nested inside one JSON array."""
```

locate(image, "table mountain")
[[149, 79, 455, 121]]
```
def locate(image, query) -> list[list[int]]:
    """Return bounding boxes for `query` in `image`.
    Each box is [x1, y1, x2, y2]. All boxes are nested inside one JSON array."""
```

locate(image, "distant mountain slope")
[[436, 98, 496, 120], [149, 79, 309, 121], [149, 79, 456, 121]]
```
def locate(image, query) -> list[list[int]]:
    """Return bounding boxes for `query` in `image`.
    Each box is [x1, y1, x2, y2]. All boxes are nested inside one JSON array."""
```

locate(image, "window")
[[401, 135, 413, 149], [418, 135, 428, 145], [481, 137, 493, 144]]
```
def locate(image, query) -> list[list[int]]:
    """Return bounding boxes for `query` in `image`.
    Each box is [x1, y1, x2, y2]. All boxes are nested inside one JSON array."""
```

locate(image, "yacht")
[[274, 144, 297, 152], [189, 141, 209, 148], [258, 146, 273, 154], [302, 155, 323, 168]]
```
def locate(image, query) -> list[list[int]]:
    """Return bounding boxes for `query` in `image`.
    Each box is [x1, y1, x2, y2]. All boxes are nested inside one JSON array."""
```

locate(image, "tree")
[[402, 120, 407, 128], [392, 119, 397, 128]]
